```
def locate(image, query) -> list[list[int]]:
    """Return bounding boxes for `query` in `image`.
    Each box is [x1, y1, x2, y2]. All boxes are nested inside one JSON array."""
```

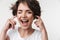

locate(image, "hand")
[[34, 16, 48, 40], [34, 16, 45, 31], [3, 16, 16, 32], [0, 16, 16, 40]]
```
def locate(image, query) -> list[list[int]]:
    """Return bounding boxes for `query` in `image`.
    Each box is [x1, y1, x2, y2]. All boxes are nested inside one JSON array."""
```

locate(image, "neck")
[[18, 27, 34, 38]]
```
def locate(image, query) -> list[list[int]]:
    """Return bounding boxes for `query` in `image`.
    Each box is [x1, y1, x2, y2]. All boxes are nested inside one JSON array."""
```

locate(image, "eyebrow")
[[17, 10, 22, 11], [17, 10, 32, 12]]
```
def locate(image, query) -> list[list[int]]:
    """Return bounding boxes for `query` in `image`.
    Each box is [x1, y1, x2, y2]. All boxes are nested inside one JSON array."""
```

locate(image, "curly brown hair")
[[11, 0, 41, 19]]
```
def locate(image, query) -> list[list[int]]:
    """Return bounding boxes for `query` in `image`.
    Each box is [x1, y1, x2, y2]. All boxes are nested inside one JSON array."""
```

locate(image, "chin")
[[20, 26, 31, 30]]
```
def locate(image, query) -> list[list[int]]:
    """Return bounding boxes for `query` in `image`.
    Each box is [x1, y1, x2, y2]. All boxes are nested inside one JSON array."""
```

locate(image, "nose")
[[21, 12, 27, 18]]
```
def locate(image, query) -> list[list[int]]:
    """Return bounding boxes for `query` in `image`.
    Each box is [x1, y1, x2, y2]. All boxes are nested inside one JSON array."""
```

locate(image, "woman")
[[0, 0, 48, 40]]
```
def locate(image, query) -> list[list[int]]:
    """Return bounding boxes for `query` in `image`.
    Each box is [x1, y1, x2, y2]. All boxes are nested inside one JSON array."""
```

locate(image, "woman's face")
[[17, 3, 34, 29]]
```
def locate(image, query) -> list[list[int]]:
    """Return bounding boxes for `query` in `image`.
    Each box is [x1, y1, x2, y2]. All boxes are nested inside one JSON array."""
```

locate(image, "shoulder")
[[34, 29, 41, 34], [7, 29, 18, 39], [32, 29, 42, 37], [32, 29, 42, 40]]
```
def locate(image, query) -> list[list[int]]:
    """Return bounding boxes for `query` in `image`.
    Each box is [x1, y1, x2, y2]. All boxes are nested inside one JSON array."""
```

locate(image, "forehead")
[[17, 3, 31, 11]]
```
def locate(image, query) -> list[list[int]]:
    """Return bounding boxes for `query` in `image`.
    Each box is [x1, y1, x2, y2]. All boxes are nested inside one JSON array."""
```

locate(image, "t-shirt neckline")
[[17, 28, 36, 40]]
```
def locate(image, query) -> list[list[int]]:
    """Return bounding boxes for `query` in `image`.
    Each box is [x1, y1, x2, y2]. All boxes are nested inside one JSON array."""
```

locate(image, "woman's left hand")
[[34, 16, 48, 40], [34, 16, 45, 31]]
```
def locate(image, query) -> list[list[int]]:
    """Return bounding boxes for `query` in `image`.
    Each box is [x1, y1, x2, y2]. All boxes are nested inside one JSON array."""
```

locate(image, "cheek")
[[17, 14, 21, 20], [27, 15, 34, 21]]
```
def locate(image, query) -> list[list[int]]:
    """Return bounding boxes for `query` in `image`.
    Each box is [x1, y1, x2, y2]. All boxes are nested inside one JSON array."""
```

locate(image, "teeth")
[[21, 20, 29, 23], [22, 20, 27, 22], [22, 20, 27, 21]]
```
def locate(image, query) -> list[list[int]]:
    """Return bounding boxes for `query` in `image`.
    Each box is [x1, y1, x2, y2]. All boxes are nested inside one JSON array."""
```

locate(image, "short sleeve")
[[34, 30, 42, 40], [7, 29, 17, 40]]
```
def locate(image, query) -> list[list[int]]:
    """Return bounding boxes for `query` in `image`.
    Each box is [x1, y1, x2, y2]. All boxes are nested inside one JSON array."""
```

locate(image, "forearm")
[[0, 29, 7, 40], [41, 27, 48, 40]]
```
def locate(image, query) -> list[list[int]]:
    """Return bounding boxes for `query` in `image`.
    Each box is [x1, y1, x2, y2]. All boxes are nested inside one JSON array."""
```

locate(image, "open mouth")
[[20, 19, 29, 26], [21, 20, 29, 23]]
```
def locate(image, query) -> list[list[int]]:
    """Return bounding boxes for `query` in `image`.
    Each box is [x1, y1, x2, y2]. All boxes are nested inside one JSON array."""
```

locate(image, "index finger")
[[11, 16, 16, 20], [36, 16, 40, 19]]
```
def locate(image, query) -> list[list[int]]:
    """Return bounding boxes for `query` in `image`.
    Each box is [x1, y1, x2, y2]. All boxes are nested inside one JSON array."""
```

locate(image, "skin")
[[17, 3, 34, 30], [0, 3, 48, 40]]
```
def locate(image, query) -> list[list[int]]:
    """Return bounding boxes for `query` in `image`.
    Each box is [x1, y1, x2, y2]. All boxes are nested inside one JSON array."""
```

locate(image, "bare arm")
[[0, 30, 6, 40], [0, 16, 16, 40], [34, 16, 48, 40], [6, 35, 10, 40], [41, 26, 48, 40], [0, 29, 10, 40]]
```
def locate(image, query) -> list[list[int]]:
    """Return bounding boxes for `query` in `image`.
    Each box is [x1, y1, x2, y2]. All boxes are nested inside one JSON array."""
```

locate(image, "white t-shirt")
[[7, 28, 42, 40]]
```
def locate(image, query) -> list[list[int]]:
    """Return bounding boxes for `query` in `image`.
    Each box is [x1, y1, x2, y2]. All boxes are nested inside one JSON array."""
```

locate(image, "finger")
[[10, 16, 16, 24], [9, 19, 16, 25], [11, 16, 16, 25], [34, 21, 39, 27], [9, 19, 14, 28], [36, 16, 42, 21], [11, 16, 16, 20], [9, 19, 15, 29], [36, 16, 40, 19]]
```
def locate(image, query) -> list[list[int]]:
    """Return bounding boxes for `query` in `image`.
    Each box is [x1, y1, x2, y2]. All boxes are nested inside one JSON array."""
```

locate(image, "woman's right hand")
[[3, 16, 16, 33], [0, 16, 16, 40]]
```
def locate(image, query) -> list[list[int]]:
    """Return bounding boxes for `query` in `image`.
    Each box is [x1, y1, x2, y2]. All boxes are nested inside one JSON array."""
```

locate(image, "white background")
[[0, 0, 60, 40]]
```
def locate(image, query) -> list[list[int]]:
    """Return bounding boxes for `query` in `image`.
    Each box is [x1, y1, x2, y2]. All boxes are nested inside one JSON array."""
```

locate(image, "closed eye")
[[17, 10, 22, 14], [27, 11, 33, 14], [28, 12, 32, 14], [18, 12, 21, 14]]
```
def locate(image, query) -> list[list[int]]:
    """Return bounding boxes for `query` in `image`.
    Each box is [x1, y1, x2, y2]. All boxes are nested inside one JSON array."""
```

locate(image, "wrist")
[[2, 27, 8, 34], [41, 28, 47, 32], [39, 26, 47, 32], [41, 28, 48, 40]]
